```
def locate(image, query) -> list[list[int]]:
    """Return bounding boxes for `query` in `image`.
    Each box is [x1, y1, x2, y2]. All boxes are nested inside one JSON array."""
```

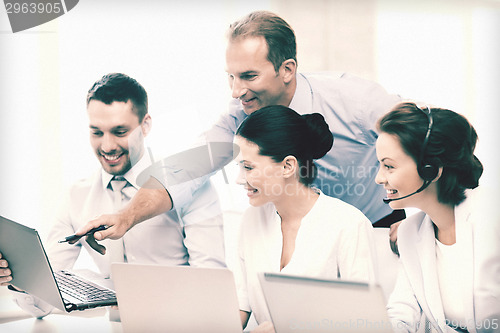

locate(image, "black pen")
[[58, 225, 109, 243]]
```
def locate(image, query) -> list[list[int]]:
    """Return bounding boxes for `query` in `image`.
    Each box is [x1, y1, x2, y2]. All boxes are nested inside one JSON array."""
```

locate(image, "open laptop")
[[0, 215, 117, 312], [111, 263, 242, 333], [258, 272, 392, 333]]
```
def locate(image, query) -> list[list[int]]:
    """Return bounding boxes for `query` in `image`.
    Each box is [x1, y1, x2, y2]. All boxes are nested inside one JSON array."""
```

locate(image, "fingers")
[[75, 215, 106, 238], [0, 258, 8, 269], [389, 223, 400, 243], [92, 215, 128, 241], [75, 215, 124, 241], [0, 257, 13, 285], [0, 269, 13, 285], [389, 221, 401, 237], [85, 235, 107, 255], [389, 221, 401, 256], [94, 226, 113, 241], [390, 239, 399, 256], [0, 255, 10, 271]]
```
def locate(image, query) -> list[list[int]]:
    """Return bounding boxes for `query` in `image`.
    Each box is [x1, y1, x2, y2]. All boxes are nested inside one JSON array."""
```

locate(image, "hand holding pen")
[[59, 225, 109, 255], [67, 213, 134, 255], [58, 225, 109, 243], [58, 225, 110, 255]]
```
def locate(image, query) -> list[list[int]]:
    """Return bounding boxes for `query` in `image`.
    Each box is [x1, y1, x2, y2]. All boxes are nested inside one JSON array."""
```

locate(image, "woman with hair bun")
[[375, 102, 500, 332], [234, 105, 376, 332]]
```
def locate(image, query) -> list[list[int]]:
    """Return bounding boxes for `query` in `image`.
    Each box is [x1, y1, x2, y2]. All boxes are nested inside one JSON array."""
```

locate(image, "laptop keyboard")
[[55, 270, 116, 303]]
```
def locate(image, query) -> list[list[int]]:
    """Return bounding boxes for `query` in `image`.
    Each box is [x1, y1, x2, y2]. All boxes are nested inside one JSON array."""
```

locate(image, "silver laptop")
[[111, 263, 242, 333], [258, 272, 392, 333], [0, 215, 117, 312]]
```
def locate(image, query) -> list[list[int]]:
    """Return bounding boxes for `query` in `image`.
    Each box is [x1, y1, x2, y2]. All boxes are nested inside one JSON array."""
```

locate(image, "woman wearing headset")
[[375, 102, 499, 332]]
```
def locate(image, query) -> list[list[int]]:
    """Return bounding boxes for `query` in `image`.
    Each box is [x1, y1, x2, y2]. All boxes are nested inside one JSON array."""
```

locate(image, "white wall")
[[0, 0, 271, 236], [1, 0, 498, 238], [375, 0, 500, 191]]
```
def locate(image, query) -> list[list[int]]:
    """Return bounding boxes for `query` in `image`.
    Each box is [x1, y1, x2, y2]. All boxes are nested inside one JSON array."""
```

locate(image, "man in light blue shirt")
[[77, 10, 404, 249], [204, 71, 401, 223]]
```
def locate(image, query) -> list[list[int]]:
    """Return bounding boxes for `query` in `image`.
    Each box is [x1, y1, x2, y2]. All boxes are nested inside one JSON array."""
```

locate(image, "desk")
[[0, 285, 30, 324], [0, 286, 122, 333], [0, 300, 122, 333], [1, 287, 256, 333], [0, 310, 122, 333]]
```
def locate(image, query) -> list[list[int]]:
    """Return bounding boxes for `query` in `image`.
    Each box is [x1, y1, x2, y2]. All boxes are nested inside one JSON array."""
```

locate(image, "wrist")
[[119, 210, 136, 231]]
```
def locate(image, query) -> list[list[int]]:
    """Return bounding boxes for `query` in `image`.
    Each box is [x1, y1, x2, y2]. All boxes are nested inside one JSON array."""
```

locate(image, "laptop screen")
[[259, 272, 392, 333], [0, 215, 66, 311]]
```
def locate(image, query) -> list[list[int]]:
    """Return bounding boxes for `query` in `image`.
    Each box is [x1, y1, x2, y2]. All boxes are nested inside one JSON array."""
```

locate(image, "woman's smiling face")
[[235, 136, 286, 207], [375, 132, 426, 209]]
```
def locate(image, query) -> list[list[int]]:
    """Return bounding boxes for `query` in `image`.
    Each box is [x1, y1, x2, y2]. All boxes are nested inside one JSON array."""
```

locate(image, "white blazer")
[[387, 188, 500, 333]]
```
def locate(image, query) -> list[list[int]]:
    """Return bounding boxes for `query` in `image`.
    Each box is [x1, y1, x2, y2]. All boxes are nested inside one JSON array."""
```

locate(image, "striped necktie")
[[108, 176, 130, 264]]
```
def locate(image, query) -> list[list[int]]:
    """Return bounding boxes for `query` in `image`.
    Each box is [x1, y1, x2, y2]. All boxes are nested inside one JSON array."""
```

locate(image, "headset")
[[417, 105, 439, 181], [383, 104, 439, 203]]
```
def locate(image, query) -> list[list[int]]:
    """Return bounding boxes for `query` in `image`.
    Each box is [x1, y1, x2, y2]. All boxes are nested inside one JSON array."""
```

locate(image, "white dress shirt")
[[11, 151, 226, 317], [45, 152, 226, 275], [387, 188, 500, 333], [436, 239, 468, 330], [234, 191, 376, 324]]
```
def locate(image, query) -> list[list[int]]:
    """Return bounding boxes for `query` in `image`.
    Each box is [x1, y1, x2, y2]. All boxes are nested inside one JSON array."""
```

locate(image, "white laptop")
[[258, 272, 392, 333], [111, 263, 243, 333], [0, 215, 117, 312]]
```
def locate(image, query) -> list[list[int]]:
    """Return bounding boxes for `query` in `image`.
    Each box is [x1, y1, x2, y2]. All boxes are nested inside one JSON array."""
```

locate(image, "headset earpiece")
[[418, 164, 439, 181], [417, 105, 438, 182]]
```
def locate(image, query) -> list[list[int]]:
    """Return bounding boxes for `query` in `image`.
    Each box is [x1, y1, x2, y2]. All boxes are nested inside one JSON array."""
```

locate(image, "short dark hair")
[[227, 11, 297, 72], [377, 102, 483, 206], [236, 105, 333, 186], [86, 73, 148, 122]]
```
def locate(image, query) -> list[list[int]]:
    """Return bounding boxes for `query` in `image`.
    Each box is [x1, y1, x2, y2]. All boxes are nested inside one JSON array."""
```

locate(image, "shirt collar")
[[101, 151, 152, 190], [289, 73, 313, 115], [273, 189, 323, 223]]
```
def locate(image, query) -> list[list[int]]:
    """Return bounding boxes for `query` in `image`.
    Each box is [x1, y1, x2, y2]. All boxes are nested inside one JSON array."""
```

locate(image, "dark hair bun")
[[459, 154, 483, 189], [302, 113, 334, 159], [236, 106, 333, 186]]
